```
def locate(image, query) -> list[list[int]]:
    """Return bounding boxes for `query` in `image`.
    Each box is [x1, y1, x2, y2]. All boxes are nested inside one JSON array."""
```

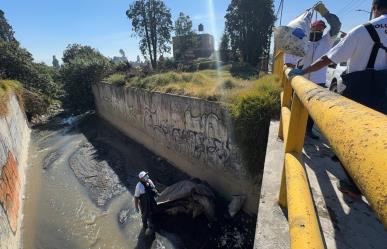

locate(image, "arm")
[[315, 3, 342, 37], [303, 56, 333, 74], [134, 197, 140, 212], [325, 12, 342, 37], [148, 179, 159, 195], [290, 27, 359, 77]]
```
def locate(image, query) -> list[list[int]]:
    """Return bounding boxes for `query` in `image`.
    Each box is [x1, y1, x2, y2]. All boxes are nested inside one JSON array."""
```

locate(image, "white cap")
[[138, 171, 148, 179]]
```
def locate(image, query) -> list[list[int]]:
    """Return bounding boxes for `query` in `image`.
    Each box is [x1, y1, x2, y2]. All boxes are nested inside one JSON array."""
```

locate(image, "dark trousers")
[[307, 117, 314, 132], [141, 210, 151, 228]]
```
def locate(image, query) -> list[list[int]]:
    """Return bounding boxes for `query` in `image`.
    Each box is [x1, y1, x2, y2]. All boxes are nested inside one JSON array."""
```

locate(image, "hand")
[[288, 68, 305, 78], [314, 2, 329, 16]]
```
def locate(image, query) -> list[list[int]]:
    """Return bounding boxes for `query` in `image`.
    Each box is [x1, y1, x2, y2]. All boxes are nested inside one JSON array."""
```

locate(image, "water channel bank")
[[93, 83, 267, 214], [22, 113, 256, 249]]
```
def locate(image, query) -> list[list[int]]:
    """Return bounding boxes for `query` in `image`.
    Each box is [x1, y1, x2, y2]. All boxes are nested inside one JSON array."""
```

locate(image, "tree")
[[60, 44, 111, 113], [225, 0, 275, 67], [174, 12, 196, 61], [0, 41, 59, 97], [52, 55, 60, 70], [0, 10, 17, 43], [219, 31, 231, 63], [126, 0, 173, 70], [119, 49, 125, 58]]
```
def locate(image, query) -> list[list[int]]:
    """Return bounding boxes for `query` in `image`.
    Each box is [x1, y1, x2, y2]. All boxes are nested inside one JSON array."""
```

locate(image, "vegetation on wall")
[[226, 75, 281, 178], [0, 10, 62, 119], [103, 70, 281, 178], [0, 80, 22, 116]]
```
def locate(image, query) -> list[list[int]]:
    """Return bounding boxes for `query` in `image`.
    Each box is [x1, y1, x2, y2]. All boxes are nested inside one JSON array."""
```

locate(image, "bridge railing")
[[274, 51, 387, 249]]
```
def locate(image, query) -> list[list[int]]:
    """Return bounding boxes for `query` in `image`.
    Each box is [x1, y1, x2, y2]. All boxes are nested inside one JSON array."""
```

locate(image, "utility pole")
[[356, 9, 372, 21]]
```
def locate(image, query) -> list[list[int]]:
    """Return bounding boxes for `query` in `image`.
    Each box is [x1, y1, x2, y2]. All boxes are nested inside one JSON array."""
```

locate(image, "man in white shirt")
[[134, 171, 159, 230], [291, 0, 387, 86], [285, 3, 342, 139], [290, 0, 387, 197]]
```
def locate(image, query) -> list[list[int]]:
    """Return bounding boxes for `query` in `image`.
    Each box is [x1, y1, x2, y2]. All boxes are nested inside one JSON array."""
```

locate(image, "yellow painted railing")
[[275, 52, 387, 249]]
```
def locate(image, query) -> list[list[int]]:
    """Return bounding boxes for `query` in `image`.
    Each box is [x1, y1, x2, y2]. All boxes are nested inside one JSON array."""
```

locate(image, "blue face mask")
[[143, 175, 150, 181]]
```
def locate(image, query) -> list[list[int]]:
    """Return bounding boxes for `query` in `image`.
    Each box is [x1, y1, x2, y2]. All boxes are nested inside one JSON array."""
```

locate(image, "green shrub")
[[0, 41, 62, 101], [158, 58, 178, 72], [23, 89, 50, 120], [60, 44, 112, 113], [104, 73, 126, 86], [197, 60, 220, 70], [180, 63, 198, 72], [220, 79, 236, 90], [227, 75, 281, 178], [230, 62, 259, 79]]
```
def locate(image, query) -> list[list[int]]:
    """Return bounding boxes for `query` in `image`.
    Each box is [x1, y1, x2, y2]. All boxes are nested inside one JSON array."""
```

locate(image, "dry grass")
[[0, 80, 22, 117], [104, 69, 274, 102], [103, 70, 282, 177]]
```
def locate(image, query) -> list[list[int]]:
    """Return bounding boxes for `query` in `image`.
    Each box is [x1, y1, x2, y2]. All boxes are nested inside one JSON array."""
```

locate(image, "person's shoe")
[[337, 180, 361, 199], [306, 130, 320, 140]]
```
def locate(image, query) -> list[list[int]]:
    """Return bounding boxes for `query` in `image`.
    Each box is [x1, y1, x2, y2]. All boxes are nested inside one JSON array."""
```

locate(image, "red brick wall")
[[0, 152, 20, 233]]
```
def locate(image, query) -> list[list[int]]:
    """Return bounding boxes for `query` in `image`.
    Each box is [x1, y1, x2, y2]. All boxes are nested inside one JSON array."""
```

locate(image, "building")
[[172, 25, 215, 60]]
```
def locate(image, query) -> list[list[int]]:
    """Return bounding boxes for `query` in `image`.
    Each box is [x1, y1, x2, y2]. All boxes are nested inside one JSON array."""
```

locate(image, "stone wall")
[[93, 83, 261, 213], [0, 94, 30, 249]]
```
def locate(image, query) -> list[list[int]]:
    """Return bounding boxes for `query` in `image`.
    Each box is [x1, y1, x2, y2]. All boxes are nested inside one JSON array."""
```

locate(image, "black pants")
[[306, 117, 314, 133], [141, 210, 152, 228]]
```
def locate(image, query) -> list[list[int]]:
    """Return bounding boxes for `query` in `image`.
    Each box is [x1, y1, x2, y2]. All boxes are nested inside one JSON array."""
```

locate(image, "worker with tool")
[[285, 2, 342, 140], [134, 171, 159, 231]]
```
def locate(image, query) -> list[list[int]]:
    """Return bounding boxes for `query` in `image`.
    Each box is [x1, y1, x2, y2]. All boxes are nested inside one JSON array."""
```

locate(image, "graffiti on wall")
[[0, 152, 20, 233], [96, 84, 245, 175], [144, 106, 243, 174]]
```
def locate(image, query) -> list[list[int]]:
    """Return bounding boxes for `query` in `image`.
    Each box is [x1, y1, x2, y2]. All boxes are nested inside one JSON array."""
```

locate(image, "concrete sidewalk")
[[254, 121, 387, 249]]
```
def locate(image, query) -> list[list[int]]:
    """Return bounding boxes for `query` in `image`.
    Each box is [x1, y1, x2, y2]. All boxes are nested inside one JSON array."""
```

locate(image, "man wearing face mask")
[[289, 0, 387, 197], [285, 3, 342, 139], [291, 0, 387, 114], [134, 171, 159, 230]]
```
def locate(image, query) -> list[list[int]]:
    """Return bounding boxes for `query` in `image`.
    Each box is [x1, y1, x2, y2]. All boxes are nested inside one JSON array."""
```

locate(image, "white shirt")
[[134, 180, 155, 198], [285, 34, 335, 84], [327, 14, 387, 73]]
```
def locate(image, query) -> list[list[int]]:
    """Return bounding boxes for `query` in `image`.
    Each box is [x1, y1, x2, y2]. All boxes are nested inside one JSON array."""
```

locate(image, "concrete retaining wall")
[[0, 94, 30, 249], [92, 83, 261, 213]]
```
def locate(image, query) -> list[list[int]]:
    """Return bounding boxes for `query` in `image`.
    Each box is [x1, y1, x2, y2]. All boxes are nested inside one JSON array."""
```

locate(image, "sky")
[[1, 0, 373, 65]]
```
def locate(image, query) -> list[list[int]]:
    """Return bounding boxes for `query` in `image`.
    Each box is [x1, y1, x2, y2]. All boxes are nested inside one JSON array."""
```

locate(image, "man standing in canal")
[[134, 171, 159, 230]]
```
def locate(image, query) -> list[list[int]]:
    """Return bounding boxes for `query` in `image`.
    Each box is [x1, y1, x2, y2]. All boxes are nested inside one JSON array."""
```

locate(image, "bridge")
[[254, 51, 387, 249]]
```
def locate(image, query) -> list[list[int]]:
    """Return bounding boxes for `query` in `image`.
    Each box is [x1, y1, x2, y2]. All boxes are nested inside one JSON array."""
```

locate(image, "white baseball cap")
[[138, 171, 148, 179]]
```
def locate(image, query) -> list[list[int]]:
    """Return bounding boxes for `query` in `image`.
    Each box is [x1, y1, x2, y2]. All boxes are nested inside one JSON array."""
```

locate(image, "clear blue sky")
[[1, 0, 373, 65]]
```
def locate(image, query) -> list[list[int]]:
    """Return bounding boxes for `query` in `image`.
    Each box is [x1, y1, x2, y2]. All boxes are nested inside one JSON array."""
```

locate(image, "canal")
[[21, 113, 256, 249]]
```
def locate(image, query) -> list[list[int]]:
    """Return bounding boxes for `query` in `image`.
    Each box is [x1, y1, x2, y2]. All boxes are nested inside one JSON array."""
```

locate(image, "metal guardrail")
[[275, 51, 387, 249]]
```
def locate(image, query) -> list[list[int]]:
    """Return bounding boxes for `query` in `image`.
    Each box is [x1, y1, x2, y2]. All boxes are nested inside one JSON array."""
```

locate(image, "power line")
[[275, 0, 285, 25]]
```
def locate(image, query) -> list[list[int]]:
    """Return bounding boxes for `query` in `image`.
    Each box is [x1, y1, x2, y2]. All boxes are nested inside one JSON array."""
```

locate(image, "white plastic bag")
[[274, 10, 314, 57]]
